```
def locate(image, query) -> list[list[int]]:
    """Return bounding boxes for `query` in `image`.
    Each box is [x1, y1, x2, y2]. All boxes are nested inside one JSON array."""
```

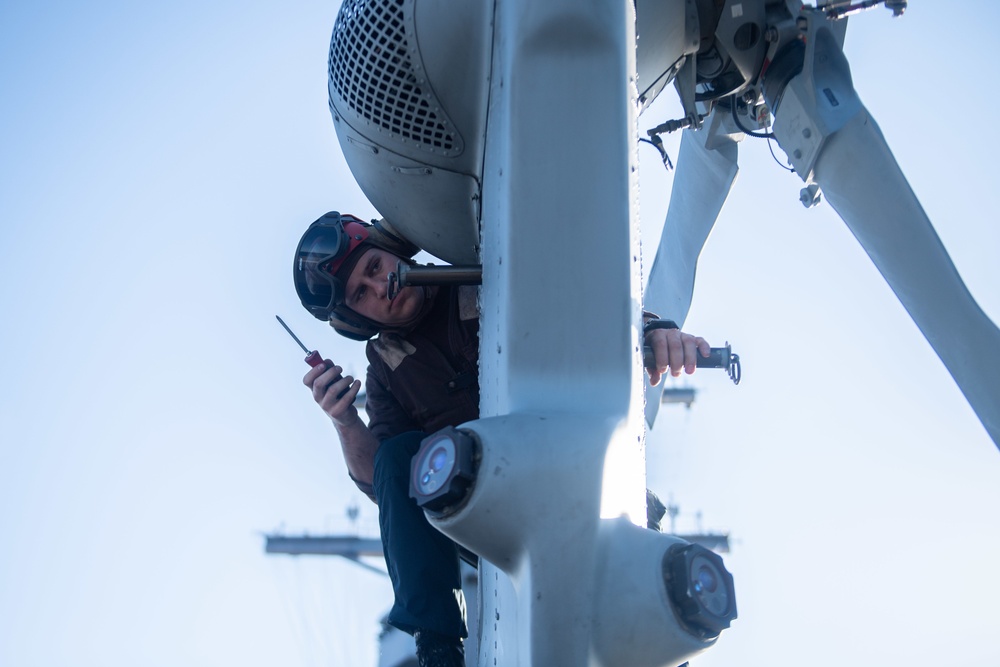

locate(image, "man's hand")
[[645, 327, 710, 386], [303, 361, 363, 425]]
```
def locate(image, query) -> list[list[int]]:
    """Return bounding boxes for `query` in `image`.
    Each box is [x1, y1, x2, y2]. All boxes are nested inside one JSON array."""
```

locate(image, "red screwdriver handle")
[[276, 316, 348, 393], [303, 350, 351, 399]]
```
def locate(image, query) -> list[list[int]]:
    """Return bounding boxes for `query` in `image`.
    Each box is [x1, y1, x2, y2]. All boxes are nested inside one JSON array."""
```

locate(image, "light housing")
[[663, 543, 738, 637], [409, 426, 478, 513]]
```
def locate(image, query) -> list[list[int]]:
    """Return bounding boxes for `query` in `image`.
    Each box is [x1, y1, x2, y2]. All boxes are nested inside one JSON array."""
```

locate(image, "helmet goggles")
[[293, 212, 371, 320]]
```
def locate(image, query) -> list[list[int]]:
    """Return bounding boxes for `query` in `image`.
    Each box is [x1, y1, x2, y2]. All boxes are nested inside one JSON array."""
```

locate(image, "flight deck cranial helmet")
[[293, 211, 419, 340]]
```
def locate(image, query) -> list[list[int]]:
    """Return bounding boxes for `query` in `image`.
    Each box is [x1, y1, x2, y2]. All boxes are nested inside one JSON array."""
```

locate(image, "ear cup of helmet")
[[328, 305, 380, 341], [369, 217, 419, 259]]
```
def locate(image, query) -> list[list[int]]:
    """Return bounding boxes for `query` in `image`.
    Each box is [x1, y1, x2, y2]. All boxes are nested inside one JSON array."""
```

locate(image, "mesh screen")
[[329, 0, 461, 155]]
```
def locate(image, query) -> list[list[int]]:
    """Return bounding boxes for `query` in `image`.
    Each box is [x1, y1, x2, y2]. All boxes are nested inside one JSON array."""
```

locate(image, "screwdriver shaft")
[[276, 315, 310, 355]]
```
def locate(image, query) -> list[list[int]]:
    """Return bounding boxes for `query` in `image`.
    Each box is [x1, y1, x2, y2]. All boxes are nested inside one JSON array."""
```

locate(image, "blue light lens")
[[430, 447, 448, 472], [694, 565, 718, 593]]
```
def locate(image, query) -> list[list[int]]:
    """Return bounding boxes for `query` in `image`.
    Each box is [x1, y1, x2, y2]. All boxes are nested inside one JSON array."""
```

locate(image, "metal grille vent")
[[329, 0, 462, 155]]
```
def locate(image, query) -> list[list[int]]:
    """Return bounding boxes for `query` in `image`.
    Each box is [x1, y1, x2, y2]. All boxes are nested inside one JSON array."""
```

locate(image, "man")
[[294, 211, 710, 667]]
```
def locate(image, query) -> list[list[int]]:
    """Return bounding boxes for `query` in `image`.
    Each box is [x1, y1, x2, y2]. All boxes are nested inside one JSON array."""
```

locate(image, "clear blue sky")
[[1, 3, 997, 667]]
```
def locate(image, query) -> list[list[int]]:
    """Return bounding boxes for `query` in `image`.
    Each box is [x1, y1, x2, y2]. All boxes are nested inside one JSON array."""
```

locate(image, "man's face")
[[343, 247, 425, 327]]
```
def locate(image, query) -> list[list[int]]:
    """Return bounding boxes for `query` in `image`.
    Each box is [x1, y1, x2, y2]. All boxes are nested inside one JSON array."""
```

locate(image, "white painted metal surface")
[[428, 2, 719, 665], [327, 0, 493, 264]]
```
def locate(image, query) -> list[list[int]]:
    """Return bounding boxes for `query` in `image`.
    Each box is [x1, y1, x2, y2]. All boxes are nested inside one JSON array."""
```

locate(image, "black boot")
[[414, 630, 465, 667]]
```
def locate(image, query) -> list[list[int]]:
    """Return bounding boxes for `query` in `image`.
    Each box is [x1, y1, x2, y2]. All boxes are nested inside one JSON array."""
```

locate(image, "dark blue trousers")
[[373, 431, 468, 639]]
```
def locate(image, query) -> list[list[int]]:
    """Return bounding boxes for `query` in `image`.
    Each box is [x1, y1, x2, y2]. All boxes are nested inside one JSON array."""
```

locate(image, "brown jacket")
[[364, 285, 480, 443]]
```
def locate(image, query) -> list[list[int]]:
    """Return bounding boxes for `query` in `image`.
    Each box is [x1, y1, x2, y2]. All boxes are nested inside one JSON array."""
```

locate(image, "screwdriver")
[[276, 315, 325, 367], [276, 315, 353, 398]]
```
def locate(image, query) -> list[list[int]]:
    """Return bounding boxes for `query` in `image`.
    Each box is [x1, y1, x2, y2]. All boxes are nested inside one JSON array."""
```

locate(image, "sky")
[[1, 2, 998, 667]]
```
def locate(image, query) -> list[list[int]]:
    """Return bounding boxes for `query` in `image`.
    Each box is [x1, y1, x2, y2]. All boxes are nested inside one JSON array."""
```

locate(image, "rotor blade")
[[768, 14, 1000, 451], [644, 125, 739, 428], [812, 111, 1000, 450]]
